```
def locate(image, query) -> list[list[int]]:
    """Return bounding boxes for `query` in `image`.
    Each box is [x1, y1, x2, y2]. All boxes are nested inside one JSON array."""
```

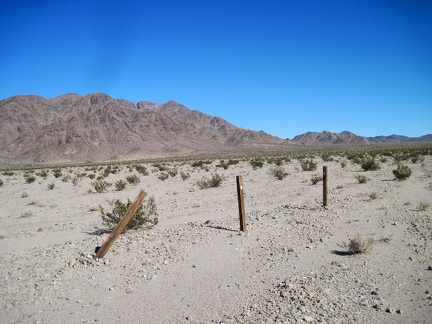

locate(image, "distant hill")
[[374, 134, 432, 142], [0, 93, 286, 164], [290, 131, 432, 145], [1, 93, 430, 164], [291, 131, 379, 145]]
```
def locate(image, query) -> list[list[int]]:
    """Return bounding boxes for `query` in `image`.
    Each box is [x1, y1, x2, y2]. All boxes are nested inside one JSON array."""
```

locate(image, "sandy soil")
[[0, 155, 431, 323]]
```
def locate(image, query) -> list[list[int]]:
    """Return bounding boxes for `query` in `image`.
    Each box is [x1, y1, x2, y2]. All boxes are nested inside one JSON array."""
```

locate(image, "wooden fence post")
[[323, 166, 328, 207], [95, 190, 147, 258], [236, 175, 246, 232]]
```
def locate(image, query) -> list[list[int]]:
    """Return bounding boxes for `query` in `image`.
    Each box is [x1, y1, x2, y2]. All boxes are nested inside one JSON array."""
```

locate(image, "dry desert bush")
[[349, 234, 375, 254]]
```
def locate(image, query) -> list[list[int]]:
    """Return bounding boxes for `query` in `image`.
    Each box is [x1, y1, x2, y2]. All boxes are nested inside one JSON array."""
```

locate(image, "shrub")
[[24, 174, 36, 183], [115, 180, 127, 191], [271, 167, 289, 180], [250, 158, 264, 170], [355, 175, 369, 184], [152, 163, 166, 171], [180, 171, 190, 180], [88, 174, 95, 180], [158, 172, 169, 181], [100, 196, 158, 231], [191, 160, 211, 168], [393, 164, 412, 181], [301, 159, 317, 171], [349, 234, 375, 254], [2, 171, 14, 176], [62, 175, 71, 182], [341, 161, 347, 168], [217, 160, 229, 170], [311, 174, 323, 185], [47, 183, 55, 190], [196, 173, 225, 189], [167, 168, 178, 177], [360, 157, 380, 171], [126, 174, 140, 185], [0, 179, 3, 186], [52, 169, 63, 178], [135, 164, 149, 176], [71, 176, 81, 186], [91, 180, 112, 193], [37, 170, 48, 178]]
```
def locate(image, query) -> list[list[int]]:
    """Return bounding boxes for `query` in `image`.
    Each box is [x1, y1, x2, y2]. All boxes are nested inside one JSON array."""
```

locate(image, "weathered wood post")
[[236, 175, 246, 232], [323, 166, 328, 207], [96, 190, 147, 258]]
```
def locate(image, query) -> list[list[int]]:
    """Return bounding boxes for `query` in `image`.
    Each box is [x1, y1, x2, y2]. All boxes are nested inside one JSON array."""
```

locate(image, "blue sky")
[[1, 0, 431, 138]]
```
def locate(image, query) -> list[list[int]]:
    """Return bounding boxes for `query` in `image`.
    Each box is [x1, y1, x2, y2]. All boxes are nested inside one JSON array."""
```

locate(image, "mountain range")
[[0, 93, 430, 164]]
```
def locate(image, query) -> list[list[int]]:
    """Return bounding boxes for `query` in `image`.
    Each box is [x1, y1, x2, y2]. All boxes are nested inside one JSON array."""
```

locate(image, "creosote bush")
[[115, 180, 127, 191], [91, 180, 112, 193], [158, 172, 169, 181], [301, 159, 317, 171], [135, 164, 149, 176], [180, 171, 190, 181], [349, 234, 375, 254], [196, 173, 225, 189], [360, 157, 380, 171], [24, 174, 36, 183], [393, 164, 412, 181], [126, 174, 140, 185], [271, 167, 289, 180], [250, 158, 264, 170], [100, 196, 158, 231]]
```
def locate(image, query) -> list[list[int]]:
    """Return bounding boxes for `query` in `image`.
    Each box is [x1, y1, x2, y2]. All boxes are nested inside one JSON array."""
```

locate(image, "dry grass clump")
[[349, 234, 375, 254]]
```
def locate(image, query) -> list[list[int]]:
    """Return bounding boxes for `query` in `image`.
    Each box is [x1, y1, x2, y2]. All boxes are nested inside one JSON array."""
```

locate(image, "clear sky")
[[1, 0, 431, 139]]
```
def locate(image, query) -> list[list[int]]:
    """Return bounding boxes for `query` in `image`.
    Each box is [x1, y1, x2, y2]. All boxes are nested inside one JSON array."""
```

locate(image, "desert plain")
[[0, 149, 431, 323]]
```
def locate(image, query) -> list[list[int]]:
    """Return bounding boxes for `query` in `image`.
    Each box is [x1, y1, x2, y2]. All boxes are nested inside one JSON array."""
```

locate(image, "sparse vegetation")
[[393, 164, 412, 181], [100, 196, 158, 231], [349, 234, 375, 254], [196, 173, 225, 189]]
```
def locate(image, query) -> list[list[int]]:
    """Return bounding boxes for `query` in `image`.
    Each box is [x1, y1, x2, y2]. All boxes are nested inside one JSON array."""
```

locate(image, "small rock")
[[304, 315, 313, 322], [396, 309, 403, 314]]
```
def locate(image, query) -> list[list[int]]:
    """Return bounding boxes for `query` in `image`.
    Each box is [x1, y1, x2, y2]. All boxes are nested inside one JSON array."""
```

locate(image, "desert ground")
[[0, 151, 431, 323]]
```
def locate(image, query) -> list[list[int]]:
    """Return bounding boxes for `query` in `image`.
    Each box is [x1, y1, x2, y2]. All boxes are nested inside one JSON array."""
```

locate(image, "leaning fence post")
[[323, 166, 328, 207], [236, 175, 246, 232], [96, 190, 147, 258]]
